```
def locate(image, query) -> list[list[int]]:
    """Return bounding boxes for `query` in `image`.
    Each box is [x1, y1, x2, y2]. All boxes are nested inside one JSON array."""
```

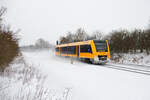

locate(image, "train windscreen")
[[93, 40, 107, 52]]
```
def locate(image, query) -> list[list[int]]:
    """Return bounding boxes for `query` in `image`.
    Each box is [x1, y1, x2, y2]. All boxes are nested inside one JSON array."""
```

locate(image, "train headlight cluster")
[[94, 56, 99, 62]]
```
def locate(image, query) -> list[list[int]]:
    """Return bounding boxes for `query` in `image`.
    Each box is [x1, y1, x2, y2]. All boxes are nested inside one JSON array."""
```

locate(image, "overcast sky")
[[1, 0, 150, 45]]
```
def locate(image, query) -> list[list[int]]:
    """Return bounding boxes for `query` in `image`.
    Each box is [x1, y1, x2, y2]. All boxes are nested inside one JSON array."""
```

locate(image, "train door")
[[77, 45, 79, 57]]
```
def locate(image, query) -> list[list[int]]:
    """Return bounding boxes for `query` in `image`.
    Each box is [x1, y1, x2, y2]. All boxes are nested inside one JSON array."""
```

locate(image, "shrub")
[[0, 7, 19, 72]]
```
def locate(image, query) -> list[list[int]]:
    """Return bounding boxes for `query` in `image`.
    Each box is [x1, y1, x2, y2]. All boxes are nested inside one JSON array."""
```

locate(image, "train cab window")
[[93, 40, 107, 52], [80, 45, 92, 53]]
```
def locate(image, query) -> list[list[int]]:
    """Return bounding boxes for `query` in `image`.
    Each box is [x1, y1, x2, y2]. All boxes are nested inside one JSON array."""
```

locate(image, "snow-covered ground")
[[22, 50, 150, 100], [111, 53, 150, 66]]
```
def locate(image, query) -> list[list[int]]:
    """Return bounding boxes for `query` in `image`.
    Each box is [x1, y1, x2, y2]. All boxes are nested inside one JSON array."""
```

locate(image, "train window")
[[93, 40, 107, 52], [60, 46, 76, 54], [56, 47, 59, 52], [61, 47, 67, 54], [80, 45, 92, 53], [70, 46, 76, 54], [72, 46, 76, 54]]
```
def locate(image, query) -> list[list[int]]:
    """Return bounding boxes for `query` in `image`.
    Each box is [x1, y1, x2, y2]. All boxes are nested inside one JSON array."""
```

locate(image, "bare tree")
[[0, 7, 6, 18], [35, 38, 51, 48], [89, 31, 103, 40], [0, 7, 6, 30], [59, 36, 70, 44], [74, 28, 88, 42]]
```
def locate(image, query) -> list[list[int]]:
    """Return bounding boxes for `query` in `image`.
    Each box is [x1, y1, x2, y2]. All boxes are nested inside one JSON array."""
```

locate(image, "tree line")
[[20, 38, 54, 51], [58, 28, 103, 44], [58, 25, 150, 55], [108, 29, 150, 54]]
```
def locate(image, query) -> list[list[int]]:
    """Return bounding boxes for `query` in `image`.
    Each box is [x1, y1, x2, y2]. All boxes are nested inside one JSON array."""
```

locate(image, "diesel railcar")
[[55, 40, 110, 64]]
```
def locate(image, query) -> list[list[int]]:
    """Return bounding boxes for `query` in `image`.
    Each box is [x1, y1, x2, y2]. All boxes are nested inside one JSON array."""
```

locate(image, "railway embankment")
[[111, 53, 150, 66]]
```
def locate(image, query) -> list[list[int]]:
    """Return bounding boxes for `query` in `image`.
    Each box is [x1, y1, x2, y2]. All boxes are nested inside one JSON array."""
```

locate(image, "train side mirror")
[[56, 41, 58, 45]]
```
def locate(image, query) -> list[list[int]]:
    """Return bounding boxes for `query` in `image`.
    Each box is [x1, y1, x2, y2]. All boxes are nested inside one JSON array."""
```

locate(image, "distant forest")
[[58, 24, 150, 55], [20, 38, 54, 51]]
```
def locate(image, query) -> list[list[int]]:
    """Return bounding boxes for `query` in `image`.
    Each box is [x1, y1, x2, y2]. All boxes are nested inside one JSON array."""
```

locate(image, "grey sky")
[[1, 0, 150, 45]]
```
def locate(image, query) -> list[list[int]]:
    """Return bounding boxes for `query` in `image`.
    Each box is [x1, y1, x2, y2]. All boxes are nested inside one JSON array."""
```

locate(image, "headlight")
[[94, 56, 99, 61]]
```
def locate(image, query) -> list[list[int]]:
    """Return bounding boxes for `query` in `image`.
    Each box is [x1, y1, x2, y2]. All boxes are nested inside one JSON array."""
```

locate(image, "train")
[[55, 40, 110, 64]]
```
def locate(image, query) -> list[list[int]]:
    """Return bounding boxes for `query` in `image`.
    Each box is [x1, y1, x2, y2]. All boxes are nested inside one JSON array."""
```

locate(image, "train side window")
[[68, 46, 76, 54], [56, 47, 59, 52], [69, 46, 75, 54], [80, 45, 92, 53], [61, 47, 67, 54], [60, 46, 76, 54]]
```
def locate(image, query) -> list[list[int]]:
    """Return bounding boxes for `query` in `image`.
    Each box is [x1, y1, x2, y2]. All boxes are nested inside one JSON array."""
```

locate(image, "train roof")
[[56, 40, 93, 47]]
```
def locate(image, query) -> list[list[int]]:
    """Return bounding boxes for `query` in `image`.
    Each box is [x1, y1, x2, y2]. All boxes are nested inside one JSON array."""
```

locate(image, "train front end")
[[91, 40, 110, 64]]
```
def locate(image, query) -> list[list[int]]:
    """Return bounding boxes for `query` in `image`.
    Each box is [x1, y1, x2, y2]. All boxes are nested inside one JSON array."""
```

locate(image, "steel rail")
[[101, 64, 150, 75]]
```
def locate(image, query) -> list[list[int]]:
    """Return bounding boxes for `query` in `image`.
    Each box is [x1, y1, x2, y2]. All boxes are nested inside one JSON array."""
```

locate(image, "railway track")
[[102, 63, 150, 75], [115, 63, 150, 68]]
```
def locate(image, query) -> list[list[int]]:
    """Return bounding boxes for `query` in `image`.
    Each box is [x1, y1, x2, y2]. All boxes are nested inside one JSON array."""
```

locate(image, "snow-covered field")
[[22, 50, 150, 100]]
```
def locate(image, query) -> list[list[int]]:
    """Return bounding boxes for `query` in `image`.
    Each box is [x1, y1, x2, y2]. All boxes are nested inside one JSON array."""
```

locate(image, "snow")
[[22, 50, 150, 100], [111, 53, 150, 66]]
